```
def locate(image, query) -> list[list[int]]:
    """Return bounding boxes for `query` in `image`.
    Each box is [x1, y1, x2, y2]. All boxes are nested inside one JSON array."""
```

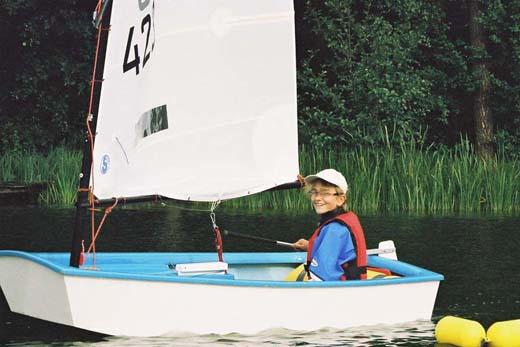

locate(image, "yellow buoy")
[[435, 316, 486, 347], [487, 319, 520, 347]]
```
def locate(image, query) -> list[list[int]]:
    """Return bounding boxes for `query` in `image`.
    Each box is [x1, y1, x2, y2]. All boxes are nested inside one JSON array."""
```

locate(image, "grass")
[[0, 147, 81, 206], [1, 138, 518, 213], [226, 133, 520, 214]]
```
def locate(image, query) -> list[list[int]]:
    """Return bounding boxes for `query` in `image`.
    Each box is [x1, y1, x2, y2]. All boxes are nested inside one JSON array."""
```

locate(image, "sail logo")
[[100, 154, 110, 175]]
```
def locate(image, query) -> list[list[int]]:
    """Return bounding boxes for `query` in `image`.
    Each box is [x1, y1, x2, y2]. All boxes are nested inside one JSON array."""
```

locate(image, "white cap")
[[304, 169, 348, 194]]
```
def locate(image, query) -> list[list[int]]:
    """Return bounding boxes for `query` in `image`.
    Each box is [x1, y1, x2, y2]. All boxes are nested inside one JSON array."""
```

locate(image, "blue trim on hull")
[[0, 250, 443, 288]]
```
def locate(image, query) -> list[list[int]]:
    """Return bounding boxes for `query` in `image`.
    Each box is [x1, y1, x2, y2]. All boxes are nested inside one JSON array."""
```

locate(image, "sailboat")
[[0, 0, 443, 337]]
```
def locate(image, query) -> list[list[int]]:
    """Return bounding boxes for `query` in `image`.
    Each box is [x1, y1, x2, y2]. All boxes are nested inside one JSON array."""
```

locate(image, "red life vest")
[[306, 211, 368, 280]]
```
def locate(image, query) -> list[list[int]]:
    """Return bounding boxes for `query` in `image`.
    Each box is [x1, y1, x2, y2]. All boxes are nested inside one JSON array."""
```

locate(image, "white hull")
[[0, 251, 442, 336]]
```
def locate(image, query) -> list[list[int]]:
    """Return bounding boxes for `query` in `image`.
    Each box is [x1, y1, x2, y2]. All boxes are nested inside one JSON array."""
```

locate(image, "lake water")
[[1, 205, 519, 346]]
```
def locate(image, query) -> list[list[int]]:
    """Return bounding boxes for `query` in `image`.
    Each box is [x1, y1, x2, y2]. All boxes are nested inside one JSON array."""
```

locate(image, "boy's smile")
[[309, 181, 345, 214]]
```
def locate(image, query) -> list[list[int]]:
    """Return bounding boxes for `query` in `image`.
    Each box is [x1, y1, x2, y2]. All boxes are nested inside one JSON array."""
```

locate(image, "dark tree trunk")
[[467, 0, 495, 158]]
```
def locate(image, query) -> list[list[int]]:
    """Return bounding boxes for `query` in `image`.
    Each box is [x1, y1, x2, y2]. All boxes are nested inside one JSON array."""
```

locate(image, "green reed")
[[1, 137, 518, 213], [226, 134, 519, 214], [0, 147, 81, 205]]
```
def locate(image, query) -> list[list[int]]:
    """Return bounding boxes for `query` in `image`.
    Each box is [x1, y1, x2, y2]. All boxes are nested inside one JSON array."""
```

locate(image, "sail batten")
[[92, 0, 298, 202]]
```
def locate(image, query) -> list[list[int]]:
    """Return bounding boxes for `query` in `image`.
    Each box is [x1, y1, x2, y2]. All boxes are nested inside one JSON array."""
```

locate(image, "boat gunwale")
[[0, 250, 443, 288]]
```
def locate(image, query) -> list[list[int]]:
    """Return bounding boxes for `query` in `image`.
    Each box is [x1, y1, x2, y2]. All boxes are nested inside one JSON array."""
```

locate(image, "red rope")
[[87, 199, 118, 252], [80, 0, 113, 269], [88, 2, 105, 116], [213, 226, 224, 262]]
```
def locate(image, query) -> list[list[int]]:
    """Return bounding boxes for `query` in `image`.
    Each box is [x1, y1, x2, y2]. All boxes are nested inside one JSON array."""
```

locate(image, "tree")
[[296, 0, 458, 149], [1, 1, 520, 158], [0, 1, 95, 153], [467, 0, 495, 157], [479, 0, 520, 158]]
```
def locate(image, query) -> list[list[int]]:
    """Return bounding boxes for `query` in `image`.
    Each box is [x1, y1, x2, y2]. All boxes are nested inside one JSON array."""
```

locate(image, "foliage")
[[0, 1, 95, 153], [297, 0, 460, 149], [478, 0, 520, 157], [1, 1, 520, 157], [295, 0, 520, 155]]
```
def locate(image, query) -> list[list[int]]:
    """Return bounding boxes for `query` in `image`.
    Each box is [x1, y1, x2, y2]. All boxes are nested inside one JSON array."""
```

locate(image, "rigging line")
[[86, 21, 106, 192], [159, 200, 221, 213], [93, 0, 111, 28], [86, 0, 110, 191], [115, 137, 130, 164], [87, 198, 119, 253], [86, 115, 95, 191], [88, 11, 105, 115], [211, 200, 221, 212], [83, 5, 108, 268], [210, 200, 221, 228], [85, 198, 119, 269]]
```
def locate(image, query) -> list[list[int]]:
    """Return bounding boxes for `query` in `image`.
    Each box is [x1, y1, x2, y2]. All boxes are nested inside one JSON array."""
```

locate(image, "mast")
[[70, 1, 113, 267]]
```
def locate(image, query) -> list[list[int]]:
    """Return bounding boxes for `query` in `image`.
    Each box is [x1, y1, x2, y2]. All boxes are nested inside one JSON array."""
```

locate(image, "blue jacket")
[[309, 221, 356, 281]]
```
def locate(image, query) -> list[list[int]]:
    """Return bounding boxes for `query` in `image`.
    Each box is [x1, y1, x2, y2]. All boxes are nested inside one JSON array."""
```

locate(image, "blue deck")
[[0, 250, 443, 288]]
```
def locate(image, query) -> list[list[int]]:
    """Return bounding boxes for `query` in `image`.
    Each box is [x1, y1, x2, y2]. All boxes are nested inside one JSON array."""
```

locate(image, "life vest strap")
[[341, 261, 367, 280], [304, 262, 312, 280]]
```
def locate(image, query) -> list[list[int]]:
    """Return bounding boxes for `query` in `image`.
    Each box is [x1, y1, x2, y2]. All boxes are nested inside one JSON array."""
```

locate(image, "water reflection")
[[12, 321, 435, 346]]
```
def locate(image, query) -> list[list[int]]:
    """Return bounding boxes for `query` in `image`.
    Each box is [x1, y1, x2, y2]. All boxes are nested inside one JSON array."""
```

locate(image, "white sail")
[[92, 0, 298, 201]]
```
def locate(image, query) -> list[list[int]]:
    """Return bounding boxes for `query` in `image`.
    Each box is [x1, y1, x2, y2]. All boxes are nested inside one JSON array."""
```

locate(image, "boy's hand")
[[293, 238, 309, 251]]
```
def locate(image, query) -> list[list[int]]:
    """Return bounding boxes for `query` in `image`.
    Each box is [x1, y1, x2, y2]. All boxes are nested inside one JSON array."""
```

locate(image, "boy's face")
[[308, 181, 345, 215]]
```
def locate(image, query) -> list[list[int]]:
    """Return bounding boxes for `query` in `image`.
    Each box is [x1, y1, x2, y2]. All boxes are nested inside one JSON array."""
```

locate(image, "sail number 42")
[[123, 1, 155, 75]]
